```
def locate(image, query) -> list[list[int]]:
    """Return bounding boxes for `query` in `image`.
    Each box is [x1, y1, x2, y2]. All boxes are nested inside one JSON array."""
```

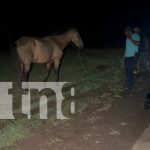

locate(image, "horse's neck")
[[54, 33, 72, 50]]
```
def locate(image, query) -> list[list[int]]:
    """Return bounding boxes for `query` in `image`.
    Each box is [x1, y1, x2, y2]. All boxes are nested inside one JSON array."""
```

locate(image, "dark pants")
[[124, 57, 135, 88]]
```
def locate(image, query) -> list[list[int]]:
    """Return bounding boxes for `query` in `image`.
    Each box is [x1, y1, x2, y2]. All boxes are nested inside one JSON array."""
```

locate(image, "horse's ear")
[[68, 27, 77, 32]]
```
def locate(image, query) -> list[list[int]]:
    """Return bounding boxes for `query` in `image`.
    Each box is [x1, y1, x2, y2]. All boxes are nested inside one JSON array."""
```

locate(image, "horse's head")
[[69, 28, 84, 50]]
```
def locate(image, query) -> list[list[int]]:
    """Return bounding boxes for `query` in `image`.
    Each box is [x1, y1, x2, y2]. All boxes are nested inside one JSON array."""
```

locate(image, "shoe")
[[123, 83, 128, 90]]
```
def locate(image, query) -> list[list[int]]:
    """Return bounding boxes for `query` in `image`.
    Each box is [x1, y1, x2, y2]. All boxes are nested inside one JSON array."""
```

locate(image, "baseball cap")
[[124, 26, 132, 32]]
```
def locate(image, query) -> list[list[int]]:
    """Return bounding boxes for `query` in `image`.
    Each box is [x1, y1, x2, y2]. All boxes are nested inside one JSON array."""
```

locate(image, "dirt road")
[[7, 72, 150, 150]]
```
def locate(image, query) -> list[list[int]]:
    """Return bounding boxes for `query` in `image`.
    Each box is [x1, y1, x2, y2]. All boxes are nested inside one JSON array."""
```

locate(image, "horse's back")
[[15, 36, 58, 63]]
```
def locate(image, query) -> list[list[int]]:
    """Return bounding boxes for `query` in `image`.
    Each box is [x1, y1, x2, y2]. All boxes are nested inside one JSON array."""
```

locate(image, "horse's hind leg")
[[54, 58, 60, 82], [21, 63, 31, 92], [43, 62, 53, 82], [19, 62, 24, 82], [18, 61, 30, 92], [23, 63, 31, 82], [19, 62, 31, 83]]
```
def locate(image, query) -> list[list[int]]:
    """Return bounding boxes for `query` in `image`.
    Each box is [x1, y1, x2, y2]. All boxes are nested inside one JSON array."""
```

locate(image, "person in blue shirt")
[[123, 26, 140, 90]]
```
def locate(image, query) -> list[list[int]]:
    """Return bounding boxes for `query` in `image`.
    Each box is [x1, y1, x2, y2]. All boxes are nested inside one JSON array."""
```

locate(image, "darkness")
[[1, 1, 150, 51]]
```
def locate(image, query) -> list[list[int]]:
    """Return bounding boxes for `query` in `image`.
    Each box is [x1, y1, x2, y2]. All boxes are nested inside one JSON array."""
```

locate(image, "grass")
[[0, 121, 30, 148], [0, 48, 124, 149]]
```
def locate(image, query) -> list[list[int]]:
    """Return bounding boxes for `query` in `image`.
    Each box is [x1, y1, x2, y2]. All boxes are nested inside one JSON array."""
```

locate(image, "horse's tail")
[[10, 43, 22, 83]]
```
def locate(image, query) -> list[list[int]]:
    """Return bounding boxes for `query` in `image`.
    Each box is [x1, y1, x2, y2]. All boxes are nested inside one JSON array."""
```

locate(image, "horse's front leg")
[[19, 63, 25, 83], [43, 62, 52, 82]]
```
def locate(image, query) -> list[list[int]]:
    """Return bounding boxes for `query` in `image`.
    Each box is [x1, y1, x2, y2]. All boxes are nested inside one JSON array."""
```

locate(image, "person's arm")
[[130, 38, 140, 46], [130, 34, 140, 46]]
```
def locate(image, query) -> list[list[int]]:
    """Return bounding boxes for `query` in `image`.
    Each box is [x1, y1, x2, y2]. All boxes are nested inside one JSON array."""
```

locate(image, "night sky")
[[1, 1, 150, 50]]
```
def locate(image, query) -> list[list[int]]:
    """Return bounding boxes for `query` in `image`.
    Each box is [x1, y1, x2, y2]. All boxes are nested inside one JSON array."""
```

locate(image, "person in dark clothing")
[[134, 30, 149, 73], [139, 32, 149, 53], [144, 92, 150, 109]]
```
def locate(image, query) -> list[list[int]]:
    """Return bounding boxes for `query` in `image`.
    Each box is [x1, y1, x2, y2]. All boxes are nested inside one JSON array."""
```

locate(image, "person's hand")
[[127, 34, 132, 39], [122, 57, 125, 63], [135, 52, 139, 58]]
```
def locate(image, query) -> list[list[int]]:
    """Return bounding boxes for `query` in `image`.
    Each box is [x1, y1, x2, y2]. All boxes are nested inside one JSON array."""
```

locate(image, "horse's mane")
[[50, 27, 78, 36], [67, 27, 77, 31]]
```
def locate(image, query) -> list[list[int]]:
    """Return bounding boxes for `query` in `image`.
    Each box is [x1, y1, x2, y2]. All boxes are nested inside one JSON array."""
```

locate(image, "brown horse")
[[15, 28, 84, 82]]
